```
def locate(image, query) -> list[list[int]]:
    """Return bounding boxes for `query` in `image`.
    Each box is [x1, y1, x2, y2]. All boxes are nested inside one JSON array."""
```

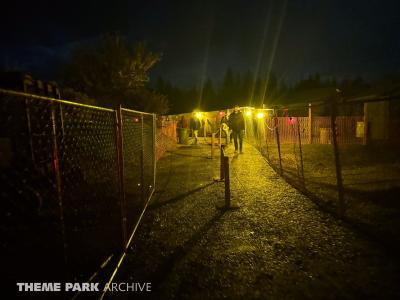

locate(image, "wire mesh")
[[120, 109, 156, 235], [1, 89, 157, 284], [1, 92, 64, 283], [143, 114, 155, 198], [337, 100, 400, 240], [156, 117, 177, 160], [248, 106, 339, 208], [58, 104, 121, 280], [242, 98, 400, 267], [248, 99, 400, 224]]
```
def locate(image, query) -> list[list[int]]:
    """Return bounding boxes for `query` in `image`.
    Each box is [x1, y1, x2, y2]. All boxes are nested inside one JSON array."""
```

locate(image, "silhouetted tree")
[[61, 33, 166, 113]]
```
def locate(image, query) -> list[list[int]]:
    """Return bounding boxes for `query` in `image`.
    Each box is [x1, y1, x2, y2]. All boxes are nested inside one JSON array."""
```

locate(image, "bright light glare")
[[257, 112, 264, 119], [245, 111, 252, 117], [196, 112, 202, 118]]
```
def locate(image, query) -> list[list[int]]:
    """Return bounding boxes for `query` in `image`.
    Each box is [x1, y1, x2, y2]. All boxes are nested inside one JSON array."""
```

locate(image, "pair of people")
[[221, 105, 245, 154], [190, 105, 245, 153], [228, 105, 245, 154]]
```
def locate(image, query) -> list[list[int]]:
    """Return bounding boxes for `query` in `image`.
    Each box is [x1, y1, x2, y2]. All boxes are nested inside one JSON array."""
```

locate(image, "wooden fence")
[[250, 116, 364, 145]]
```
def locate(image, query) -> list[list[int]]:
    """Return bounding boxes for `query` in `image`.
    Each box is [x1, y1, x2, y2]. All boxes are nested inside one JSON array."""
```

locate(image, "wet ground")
[[111, 142, 400, 299]]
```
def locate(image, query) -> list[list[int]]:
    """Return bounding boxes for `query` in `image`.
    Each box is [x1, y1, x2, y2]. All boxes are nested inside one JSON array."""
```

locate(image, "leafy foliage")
[[61, 33, 167, 113]]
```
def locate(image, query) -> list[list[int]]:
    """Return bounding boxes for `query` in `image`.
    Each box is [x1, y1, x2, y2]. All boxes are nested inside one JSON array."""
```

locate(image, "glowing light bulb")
[[257, 112, 264, 119]]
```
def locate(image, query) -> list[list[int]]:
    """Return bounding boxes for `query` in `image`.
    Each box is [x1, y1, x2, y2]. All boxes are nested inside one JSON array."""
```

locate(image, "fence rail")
[[0, 89, 173, 285]]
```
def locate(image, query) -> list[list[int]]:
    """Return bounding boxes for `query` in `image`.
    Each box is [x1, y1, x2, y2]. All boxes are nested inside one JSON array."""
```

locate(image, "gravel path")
[[112, 142, 400, 300]]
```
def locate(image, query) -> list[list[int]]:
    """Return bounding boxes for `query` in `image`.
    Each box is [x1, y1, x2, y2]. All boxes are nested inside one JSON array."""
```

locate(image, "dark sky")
[[1, 0, 399, 86]]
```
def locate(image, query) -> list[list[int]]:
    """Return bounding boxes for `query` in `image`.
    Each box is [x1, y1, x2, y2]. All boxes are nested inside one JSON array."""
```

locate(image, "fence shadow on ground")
[[138, 210, 225, 297], [148, 181, 216, 210]]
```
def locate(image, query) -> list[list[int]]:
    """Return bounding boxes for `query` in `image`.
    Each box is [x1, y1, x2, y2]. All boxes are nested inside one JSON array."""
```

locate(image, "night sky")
[[1, 0, 399, 86]]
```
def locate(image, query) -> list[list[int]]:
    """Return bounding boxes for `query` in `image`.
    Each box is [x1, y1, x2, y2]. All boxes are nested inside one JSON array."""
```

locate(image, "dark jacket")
[[189, 117, 201, 130], [228, 111, 245, 132]]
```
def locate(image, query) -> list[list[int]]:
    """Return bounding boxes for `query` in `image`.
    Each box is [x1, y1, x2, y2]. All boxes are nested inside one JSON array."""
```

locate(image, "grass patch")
[[259, 142, 400, 247]]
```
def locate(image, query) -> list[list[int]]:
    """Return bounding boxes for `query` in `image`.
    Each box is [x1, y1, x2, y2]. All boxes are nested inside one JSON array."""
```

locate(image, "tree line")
[[4, 32, 394, 115], [153, 70, 372, 114], [56, 33, 375, 115]]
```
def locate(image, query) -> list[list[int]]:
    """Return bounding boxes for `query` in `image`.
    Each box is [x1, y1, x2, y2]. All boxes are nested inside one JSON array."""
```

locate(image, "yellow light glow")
[[196, 112, 202, 118], [257, 112, 264, 119], [245, 111, 252, 117]]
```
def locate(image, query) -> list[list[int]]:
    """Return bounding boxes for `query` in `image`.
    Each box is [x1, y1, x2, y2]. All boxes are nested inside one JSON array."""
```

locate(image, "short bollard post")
[[213, 145, 225, 182], [220, 145, 225, 180], [223, 156, 230, 208]]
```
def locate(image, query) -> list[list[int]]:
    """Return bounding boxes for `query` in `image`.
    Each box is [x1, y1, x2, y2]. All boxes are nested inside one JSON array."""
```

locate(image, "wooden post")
[[308, 103, 312, 144], [223, 156, 230, 208], [220, 145, 225, 180]]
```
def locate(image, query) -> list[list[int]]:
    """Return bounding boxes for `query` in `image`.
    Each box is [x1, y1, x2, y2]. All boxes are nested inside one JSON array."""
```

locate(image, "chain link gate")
[[0, 89, 156, 286]]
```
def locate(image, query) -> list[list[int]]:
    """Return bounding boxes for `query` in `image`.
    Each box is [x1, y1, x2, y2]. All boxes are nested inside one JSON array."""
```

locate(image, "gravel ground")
[[110, 142, 400, 300]]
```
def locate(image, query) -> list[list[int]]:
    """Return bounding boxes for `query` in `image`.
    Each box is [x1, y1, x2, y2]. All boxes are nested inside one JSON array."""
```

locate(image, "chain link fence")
[[0, 89, 158, 285], [245, 97, 400, 244], [156, 116, 177, 160]]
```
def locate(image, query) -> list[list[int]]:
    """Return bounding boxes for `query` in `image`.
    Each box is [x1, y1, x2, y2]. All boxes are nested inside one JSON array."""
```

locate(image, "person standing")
[[189, 113, 201, 144], [228, 105, 245, 154]]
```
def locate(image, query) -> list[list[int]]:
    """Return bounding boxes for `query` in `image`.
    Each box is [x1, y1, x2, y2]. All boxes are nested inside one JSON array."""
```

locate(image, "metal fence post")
[[264, 119, 270, 161], [296, 117, 305, 187], [308, 103, 313, 144], [257, 120, 262, 151], [274, 116, 283, 174], [211, 133, 215, 158], [115, 107, 127, 247], [141, 113, 145, 202], [152, 114, 156, 190], [50, 104, 68, 268], [330, 98, 345, 216], [25, 99, 36, 165]]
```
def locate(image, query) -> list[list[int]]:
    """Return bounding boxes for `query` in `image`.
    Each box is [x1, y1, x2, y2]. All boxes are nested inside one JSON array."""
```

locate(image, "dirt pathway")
[[111, 143, 399, 299]]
